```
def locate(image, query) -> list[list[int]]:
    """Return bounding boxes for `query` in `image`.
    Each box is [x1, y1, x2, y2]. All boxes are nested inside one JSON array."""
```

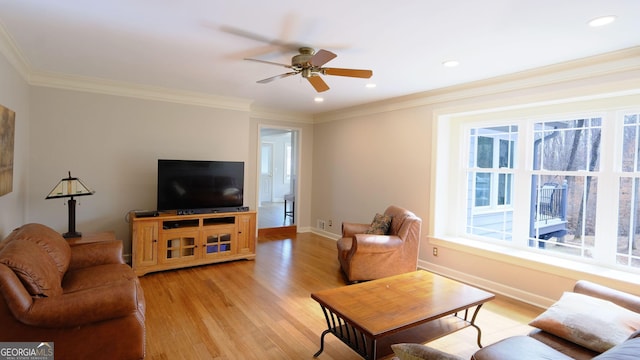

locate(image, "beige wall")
[[311, 106, 431, 236], [0, 45, 29, 235], [312, 48, 640, 306], [27, 87, 253, 255]]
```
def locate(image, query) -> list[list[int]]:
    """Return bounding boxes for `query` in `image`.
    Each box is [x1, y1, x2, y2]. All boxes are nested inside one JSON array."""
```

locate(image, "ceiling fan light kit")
[[246, 47, 373, 93]]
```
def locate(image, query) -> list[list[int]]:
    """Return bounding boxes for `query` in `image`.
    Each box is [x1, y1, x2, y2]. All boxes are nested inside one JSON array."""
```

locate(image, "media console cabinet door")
[[132, 221, 159, 269], [202, 224, 237, 258], [160, 229, 200, 264], [237, 213, 256, 254]]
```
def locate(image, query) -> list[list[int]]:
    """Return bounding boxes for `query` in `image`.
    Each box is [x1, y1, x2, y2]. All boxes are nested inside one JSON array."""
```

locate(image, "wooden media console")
[[130, 210, 256, 276]]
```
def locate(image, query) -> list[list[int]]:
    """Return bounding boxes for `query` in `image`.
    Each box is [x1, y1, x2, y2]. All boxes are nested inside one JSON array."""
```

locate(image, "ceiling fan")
[[245, 47, 373, 93]]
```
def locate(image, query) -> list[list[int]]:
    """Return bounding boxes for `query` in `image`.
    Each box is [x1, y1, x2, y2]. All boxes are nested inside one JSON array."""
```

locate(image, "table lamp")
[[45, 171, 95, 238]]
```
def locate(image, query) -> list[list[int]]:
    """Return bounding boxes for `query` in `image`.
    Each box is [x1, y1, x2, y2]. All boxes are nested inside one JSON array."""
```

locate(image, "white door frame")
[[257, 124, 302, 228]]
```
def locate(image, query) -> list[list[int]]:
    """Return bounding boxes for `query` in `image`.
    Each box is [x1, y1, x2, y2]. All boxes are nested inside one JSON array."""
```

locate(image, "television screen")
[[157, 159, 244, 212]]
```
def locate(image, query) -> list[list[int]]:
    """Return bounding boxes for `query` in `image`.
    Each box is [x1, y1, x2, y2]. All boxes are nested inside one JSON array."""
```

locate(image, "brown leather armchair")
[[337, 205, 422, 283], [0, 223, 145, 360]]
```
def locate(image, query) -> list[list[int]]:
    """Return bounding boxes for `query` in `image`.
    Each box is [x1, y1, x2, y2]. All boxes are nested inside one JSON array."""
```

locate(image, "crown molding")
[[314, 47, 640, 123], [0, 22, 30, 80], [28, 71, 253, 112], [0, 22, 253, 112]]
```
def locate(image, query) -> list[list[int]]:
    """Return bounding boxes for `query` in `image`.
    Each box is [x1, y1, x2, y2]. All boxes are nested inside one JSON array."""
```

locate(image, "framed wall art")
[[0, 104, 15, 196]]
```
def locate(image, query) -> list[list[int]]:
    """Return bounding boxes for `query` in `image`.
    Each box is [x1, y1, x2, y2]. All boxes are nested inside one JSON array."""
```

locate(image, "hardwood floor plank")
[[140, 233, 543, 359]]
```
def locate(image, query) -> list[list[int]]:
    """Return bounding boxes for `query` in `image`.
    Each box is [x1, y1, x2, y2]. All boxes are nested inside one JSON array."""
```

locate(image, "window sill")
[[429, 235, 640, 288]]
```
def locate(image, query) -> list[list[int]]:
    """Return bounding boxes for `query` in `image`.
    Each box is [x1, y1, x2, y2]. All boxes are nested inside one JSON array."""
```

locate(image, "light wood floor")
[[140, 232, 543, 359], [258, 201, 294, 229]]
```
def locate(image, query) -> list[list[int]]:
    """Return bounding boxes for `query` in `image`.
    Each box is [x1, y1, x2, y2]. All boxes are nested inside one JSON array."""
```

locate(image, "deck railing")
[[535, 183, 567, 222], [529, 181, 568, 243]]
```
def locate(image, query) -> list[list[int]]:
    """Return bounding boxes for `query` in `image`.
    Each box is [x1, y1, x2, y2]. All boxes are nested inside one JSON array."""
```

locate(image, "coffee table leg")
[[314, 329, 332, 358], [314, 304, 376, 359], [470, 304, 485, 348]]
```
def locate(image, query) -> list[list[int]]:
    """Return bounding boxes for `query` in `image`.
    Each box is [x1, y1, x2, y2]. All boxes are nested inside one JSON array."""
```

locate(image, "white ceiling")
[[0, 0, 639, 115]]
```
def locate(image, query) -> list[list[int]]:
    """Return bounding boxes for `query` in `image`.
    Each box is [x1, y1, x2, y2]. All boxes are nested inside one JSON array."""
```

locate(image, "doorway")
[[258, 126, 299, 230]]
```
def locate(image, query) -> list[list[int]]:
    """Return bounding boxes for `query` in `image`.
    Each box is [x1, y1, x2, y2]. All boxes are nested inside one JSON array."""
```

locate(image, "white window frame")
[[432, 93, 640, 277], [471, 134, 515, 211]]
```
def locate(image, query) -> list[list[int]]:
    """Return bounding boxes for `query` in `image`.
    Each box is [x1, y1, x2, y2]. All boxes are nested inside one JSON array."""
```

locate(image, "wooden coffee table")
[[311, 270, 495, 359]]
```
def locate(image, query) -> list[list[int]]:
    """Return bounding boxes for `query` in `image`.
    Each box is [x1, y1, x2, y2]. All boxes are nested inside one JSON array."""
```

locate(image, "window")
[[436, 99, 640, 274], [530, 119, 601, 259], [619, 115, 640, 268], [467, 126, 517, 240]]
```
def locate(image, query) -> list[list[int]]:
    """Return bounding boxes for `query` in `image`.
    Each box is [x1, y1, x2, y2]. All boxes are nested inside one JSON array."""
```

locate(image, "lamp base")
[[63, 231, 82, 239]]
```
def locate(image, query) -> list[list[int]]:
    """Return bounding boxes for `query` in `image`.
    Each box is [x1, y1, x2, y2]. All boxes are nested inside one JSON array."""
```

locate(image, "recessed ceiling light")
[[442, 60, 460, 68], [314, 97, 324, 103], [366, 83, 377, 88], [588, 15, 616, 27]]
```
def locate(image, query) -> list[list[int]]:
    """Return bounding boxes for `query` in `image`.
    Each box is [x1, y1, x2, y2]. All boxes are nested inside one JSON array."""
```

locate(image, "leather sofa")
[[390, 280, 640, 360], [0, 223, 145, 360], [337, 205, 422, 283], [472, 280, 640, 360]]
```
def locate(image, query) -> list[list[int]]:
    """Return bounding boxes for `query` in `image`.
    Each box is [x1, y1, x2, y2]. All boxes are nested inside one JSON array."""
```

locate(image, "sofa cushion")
[[593, 337, 640, 360], [471, 336, 573, 360], [527, 328, 599, 359], [63, 263, 137, 293], [529, 291, 640, 353], [365, 213, 392, 235], [0, 239, 63, 297]]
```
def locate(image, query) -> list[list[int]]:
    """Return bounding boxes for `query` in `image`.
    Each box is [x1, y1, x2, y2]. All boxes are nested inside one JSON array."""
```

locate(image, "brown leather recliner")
[[0, 223, 145, 360], [337, 205, 422, 283]]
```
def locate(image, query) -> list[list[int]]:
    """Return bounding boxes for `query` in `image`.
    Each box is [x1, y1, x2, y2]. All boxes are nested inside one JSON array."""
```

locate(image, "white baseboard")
[[419, 259, 554, 309], [309, 227, 340, 240]]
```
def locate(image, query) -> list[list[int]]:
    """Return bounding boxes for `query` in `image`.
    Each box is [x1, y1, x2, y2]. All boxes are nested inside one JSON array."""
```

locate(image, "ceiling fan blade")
[[322, 68, 373, 78], [219, 25, 303, 52], [310, 49, 337, 67], [257, 72, 298, 84], [307, 75, 330, 92], [245, 58, 293, 69]]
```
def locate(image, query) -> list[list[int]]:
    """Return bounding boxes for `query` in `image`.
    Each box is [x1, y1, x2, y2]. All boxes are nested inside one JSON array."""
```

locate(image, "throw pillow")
[[529, 292, 640, 353], [365, 213, 392, 235], [391, 343, 464, 360]]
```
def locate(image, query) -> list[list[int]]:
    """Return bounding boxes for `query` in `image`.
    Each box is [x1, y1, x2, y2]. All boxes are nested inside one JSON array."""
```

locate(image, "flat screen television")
[[157, 159, 244, 213]]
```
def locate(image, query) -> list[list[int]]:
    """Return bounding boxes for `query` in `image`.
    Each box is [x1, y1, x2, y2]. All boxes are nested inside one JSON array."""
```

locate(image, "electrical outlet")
[[433, 247, 438, 256], [317, 219, 326, 230]]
